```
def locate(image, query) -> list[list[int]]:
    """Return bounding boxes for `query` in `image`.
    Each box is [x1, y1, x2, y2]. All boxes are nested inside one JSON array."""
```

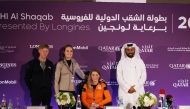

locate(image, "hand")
[[99, 78, 105, 82], [93, 103, 100, 108], [89, 105, 96, 109], [128, 85, 136, 93]]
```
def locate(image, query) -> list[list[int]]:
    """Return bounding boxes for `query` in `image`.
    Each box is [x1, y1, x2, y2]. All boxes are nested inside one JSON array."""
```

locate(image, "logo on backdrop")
[[79, 65, 88, 72], [106, 81, 118, 86], [169, 64, 190, 69], [139, 44, 153, 53], [98, 46, 121, 52], [173, 79, 188, 88], [0, 80, 17, 84], [0, 42, 16, 54], [167, 47, 190, 52], [73, 46, 88, 50], [0, 63, 17, 69], [102, 61, 118, 70], [29, 45, 53, 48], [144, 80, 156, 87], [146, 64, 159, 68], [74, 79, 85, 86]]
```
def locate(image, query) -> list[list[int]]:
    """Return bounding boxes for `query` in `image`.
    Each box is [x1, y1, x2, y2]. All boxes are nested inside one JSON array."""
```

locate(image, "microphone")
[[166, 94, 173, 108], [158, 89, 165, 108]]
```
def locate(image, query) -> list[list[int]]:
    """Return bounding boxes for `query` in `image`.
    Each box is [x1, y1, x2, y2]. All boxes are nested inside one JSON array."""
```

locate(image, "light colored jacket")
[[54, 58, 85, 95]]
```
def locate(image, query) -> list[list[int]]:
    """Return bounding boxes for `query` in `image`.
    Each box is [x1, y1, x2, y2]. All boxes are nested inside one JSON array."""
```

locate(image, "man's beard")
[[126, 53, 134, 58]]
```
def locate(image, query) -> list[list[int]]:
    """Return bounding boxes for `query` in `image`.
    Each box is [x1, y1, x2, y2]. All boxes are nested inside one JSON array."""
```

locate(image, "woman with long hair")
[[81, 68, 112, 109]]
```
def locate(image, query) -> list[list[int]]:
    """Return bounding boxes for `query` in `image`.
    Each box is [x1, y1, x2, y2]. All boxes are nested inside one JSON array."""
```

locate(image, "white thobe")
[[117, 57, 147, 109]]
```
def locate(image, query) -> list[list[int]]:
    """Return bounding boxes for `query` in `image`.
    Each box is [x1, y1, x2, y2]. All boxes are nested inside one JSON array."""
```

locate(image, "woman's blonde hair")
[[86, 68, 101, 92]]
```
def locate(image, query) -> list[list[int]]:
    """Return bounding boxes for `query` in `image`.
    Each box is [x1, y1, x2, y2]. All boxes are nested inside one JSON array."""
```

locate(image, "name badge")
[[71, 76, 74, 82]]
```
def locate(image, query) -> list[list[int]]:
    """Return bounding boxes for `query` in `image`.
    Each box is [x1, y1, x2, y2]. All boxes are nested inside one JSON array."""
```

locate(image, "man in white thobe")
[[117, 43, 147, 109]]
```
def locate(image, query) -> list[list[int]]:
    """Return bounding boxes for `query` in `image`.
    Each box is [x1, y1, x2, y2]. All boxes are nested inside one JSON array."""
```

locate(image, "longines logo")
[[98, 46, 120, 52], [73, 46, 88, 50], [0, 42, 16, 53], [0, 63, 17, 69], [146, 64, 159, 68], [29, 45, 53, 48], [167, 47, 190, 52], [0, 80, 17, 84], [139, 44, 153, 53], [173, 79, 188, 88], [169, 64, 190, 69], [144, 80, 156, 87], [102, 61, 118, 70]]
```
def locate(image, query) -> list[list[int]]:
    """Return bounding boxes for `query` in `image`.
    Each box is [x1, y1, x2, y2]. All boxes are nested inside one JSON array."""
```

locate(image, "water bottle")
[[163, 100, 168, 109], [119, 96, 124, 106], [158, 96, 162, 109], [1, 94, 7, 109], [76, 95, 81, 109], [8, 99, 13, 109]]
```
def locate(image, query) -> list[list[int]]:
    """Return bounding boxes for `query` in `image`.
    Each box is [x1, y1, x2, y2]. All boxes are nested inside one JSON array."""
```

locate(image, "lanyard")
[[62, 60, 74, 75]]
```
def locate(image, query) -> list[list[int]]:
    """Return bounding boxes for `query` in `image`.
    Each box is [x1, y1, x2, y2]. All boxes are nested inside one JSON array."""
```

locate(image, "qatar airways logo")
[[98, 46, 121, 52], [173, 79, 188, 88], [102, 61, 118, 70], [139, 44, 153, 53], [144, 80, 156, 87], [0, 80, 17, 84], [0, 63, 17, 69], [73, 46, 88, 50], [169, 64, 190, 69], [29, 45, 53, 49]]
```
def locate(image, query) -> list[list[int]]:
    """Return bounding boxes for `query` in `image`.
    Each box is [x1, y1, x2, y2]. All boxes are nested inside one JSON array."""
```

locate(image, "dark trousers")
[[30, 88, 52, 109], [58, 90, 76, 109]]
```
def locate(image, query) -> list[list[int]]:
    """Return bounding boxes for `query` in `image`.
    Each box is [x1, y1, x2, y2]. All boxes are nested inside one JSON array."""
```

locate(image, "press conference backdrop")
[[0, 2, 190, 108]]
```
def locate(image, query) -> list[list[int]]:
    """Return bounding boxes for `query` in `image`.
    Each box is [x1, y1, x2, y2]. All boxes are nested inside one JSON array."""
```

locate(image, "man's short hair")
[[38, 44, 49, 50]]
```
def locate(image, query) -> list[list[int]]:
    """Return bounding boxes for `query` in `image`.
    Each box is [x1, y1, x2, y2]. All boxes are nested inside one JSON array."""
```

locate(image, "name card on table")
[[26, 106, 47, 109], [104, 106, 125, 109], [178, 105, 190, 109]]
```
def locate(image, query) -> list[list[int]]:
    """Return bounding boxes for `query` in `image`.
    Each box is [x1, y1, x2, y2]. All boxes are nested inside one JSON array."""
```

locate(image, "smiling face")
[[125, 47, 135, 58], [64, 46, 73, 60], [91, 71, 100, 83]]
